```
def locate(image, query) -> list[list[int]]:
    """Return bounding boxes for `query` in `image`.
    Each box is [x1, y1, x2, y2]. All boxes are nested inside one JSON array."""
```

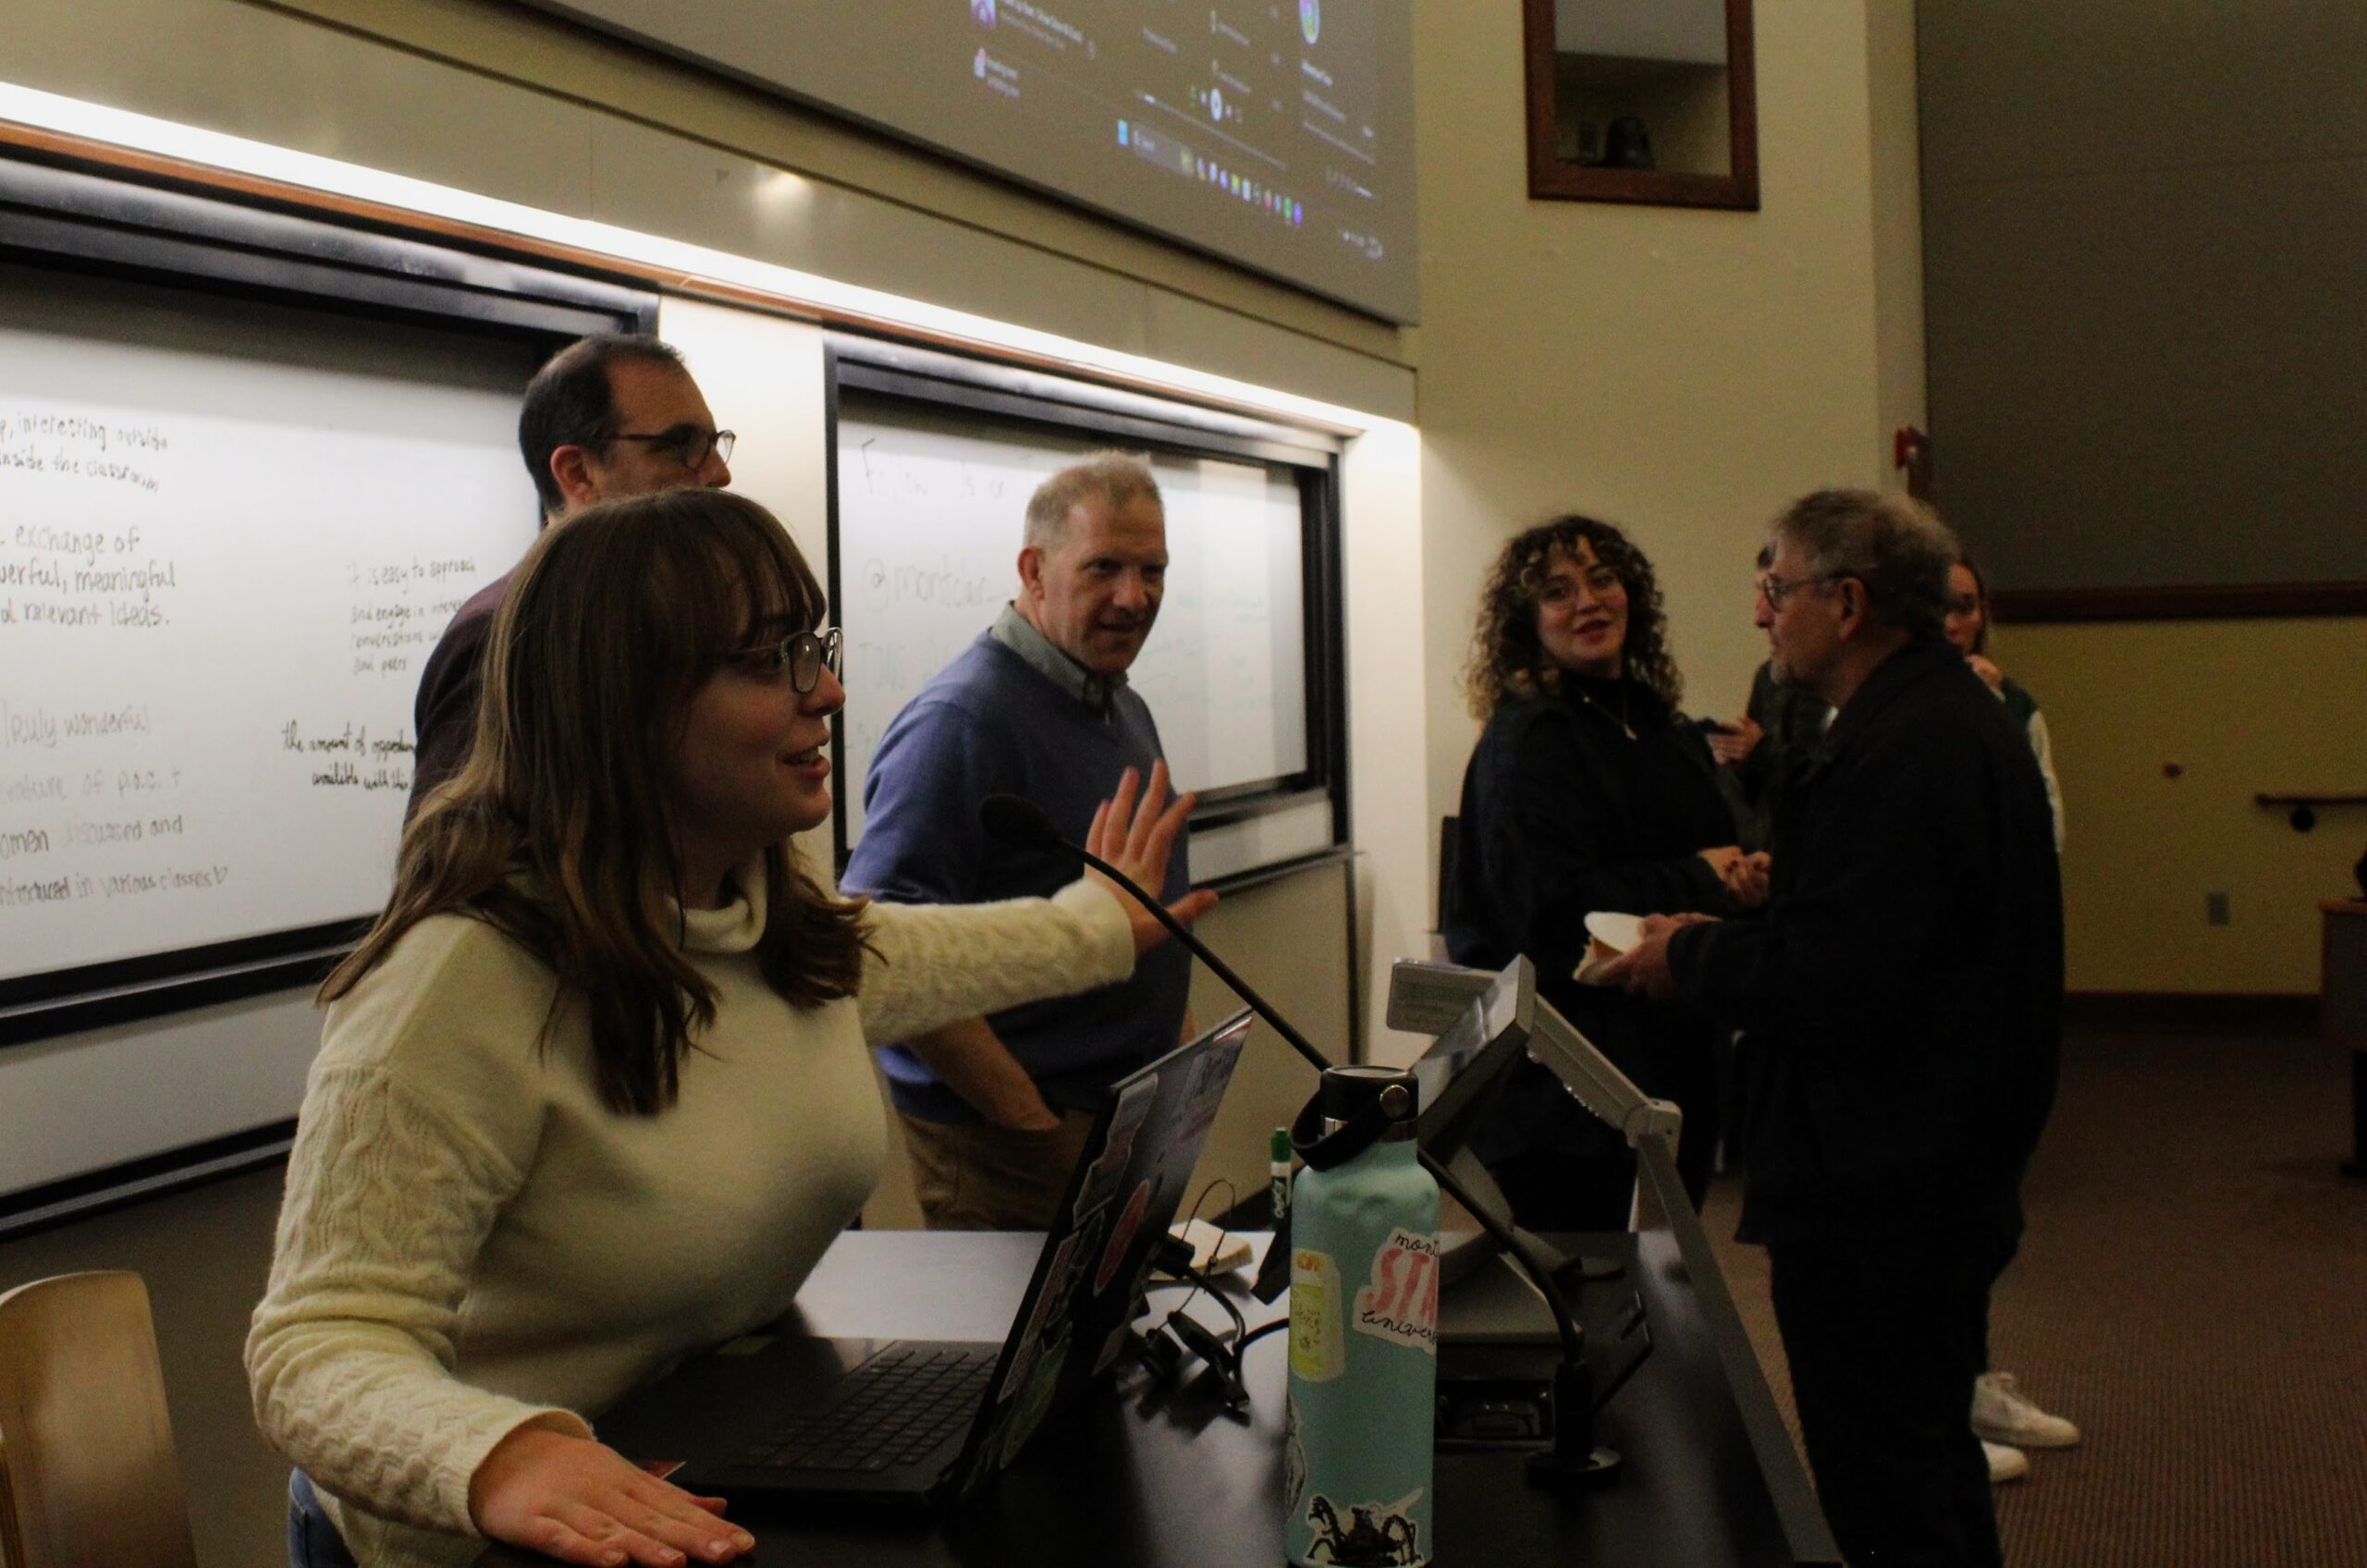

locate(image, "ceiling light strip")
[[0, 80, 1383, 435]]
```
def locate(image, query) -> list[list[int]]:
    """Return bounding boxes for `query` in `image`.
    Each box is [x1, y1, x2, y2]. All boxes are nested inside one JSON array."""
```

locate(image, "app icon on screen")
[[1301, 0, 1320, 46], [972, 0, 996, 24]]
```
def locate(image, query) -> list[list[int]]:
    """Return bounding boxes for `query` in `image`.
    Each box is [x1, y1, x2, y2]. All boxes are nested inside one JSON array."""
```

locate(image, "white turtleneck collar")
[[676, 853, 769, 955]]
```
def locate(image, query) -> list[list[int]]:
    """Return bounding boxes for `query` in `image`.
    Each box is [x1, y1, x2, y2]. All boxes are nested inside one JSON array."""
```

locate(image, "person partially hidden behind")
[[405, 333, 734, 816], [1703, 546, 1836, 853], [251, 488, 1206, 1568], [840, 452, 1214, 1231], [1604, 489, 2063, 1568], [1442, 515, 1766, 1231], [1944, 547, 2079, 1482]]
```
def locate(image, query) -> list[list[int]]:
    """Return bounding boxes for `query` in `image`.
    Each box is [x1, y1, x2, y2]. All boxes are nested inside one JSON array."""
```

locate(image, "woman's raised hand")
[[1085, 761, 1220, 955], [471, 1425, 753, 1567]]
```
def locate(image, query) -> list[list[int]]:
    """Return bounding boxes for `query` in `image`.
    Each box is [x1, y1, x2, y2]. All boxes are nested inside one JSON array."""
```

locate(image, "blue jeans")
[[288, 1471, 361, 1568]]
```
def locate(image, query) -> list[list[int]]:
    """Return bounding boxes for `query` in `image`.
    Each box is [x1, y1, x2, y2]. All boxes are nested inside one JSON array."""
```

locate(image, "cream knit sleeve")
[[247, 929, 592, 1535], [855, 878, 1134, 1045]]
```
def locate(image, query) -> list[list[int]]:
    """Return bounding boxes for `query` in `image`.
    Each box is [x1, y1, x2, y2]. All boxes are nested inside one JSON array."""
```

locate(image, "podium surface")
[[482, 1225, 1835, 1568]]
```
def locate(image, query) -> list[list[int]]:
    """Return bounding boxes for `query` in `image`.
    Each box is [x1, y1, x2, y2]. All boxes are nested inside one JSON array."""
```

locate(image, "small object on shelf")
[[1602, 116, 1654, 170]]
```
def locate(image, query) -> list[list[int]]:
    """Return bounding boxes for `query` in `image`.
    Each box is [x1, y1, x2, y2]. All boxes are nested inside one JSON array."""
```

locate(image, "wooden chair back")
[[0, 1271, 199, 1568]]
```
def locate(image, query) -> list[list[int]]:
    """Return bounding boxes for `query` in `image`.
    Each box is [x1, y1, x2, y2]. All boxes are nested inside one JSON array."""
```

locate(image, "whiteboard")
[[0, 268, 540, 991], [834, 403, 1309, 845]]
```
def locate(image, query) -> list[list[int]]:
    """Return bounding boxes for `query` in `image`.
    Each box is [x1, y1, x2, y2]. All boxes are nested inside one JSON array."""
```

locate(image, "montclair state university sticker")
[[1350, 1228, 1439, 1354]]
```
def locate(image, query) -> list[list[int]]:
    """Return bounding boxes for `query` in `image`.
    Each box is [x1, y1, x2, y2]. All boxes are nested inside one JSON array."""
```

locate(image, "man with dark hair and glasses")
[[1605, 488, 2063, 1568], [406, 333, 735, 815]]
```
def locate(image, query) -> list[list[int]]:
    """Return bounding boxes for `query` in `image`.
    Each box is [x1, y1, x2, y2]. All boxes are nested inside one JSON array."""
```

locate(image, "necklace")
[[1570, 679, 1637, 741]]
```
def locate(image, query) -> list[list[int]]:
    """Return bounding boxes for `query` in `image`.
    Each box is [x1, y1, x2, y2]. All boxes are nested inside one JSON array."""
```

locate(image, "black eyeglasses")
[[609, 425, 735, 470], [730, 626, 841, 692], [1755, 572, 1844, 609]]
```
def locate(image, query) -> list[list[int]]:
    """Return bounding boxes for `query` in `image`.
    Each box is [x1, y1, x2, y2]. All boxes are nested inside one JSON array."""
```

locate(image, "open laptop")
[[595, 1009, 1254, 1510]]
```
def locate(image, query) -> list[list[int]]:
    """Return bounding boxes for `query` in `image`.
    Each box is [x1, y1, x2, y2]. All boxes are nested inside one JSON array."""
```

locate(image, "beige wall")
[[2001, 618, 2367, 995], [1410, 0, 1923, 847]]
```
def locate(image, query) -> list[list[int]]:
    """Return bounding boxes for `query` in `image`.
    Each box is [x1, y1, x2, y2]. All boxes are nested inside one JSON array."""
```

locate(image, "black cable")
[[1240, 1317, 1288, 1350], [1169, 1177, 1242, 1323], [1417, 1148, 1587, 1369]]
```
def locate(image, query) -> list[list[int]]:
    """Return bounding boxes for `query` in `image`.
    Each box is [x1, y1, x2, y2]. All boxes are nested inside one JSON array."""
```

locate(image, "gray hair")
[[1770, 488, 1958, 641], [1024, 452, 1162, 550]]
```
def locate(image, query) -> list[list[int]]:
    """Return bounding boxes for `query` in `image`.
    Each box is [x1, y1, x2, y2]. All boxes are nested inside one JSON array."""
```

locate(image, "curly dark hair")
[[1464, 514, 1681, 718]]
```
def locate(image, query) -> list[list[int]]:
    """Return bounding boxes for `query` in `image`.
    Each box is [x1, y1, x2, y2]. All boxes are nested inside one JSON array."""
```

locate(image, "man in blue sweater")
[[843, 453, 1212, 1229]]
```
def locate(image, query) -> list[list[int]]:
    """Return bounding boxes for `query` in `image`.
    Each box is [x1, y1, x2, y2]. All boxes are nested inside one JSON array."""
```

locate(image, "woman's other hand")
[[471, 1426, 753, 1566], [1727, 851, 1772, 910], [1085, 761, 1219, 954], [1700, 846, 1770, 910], [1704, 715, 1763, 766]]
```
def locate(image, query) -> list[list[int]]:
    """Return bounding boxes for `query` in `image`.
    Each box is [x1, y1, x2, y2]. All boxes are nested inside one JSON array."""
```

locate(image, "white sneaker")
[[1972, 1371, 2081, 1449], [1984, 1439, 2030, 1484]]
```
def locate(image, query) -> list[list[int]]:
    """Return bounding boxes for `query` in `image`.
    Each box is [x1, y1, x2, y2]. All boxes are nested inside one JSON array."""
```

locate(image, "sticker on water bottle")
[[1302, 1488, 1427, 1567], [1290, 1247, 1345, 1382], [1352, 1228, 1440, 1354]]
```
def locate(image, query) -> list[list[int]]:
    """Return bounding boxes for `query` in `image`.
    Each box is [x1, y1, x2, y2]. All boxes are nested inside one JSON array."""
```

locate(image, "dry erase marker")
[[1270, 1125, 1293, 1224]]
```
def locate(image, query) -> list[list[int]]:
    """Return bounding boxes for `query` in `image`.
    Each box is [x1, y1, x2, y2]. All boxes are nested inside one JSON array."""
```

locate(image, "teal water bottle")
[[1284, 1066, 1439, 1568]]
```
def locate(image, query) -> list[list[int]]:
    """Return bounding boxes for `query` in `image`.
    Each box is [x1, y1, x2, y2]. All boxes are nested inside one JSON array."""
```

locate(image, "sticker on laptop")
[[1074, 1073, 1158, 1217], [997, 1322, 1070, 1468], [1000, 1227, 1082, 1400], [1171, 1034, 1245, 1148], [1095, 1178, 1157, 1294]]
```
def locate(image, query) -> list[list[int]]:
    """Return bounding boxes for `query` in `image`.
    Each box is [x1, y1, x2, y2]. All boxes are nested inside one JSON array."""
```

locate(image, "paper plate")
[[1584, 911, 1645, 955]]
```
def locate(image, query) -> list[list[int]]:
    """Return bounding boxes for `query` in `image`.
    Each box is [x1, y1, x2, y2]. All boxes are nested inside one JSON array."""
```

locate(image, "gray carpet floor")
[[1705, 1030, 2367, 1566]]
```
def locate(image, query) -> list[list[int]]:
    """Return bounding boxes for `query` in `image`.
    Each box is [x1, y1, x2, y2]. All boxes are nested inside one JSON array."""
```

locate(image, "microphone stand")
[[1016, 806, 1620, 1484]]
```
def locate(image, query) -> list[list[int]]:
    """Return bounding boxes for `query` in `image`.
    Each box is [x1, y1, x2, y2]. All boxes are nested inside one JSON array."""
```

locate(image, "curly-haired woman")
[[1443, 515, 1764, 1229]]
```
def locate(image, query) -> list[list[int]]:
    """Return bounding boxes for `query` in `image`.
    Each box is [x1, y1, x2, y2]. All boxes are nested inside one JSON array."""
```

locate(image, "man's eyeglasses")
[[610, 425, 735, 470], [730, 627, 842, 693], [1755, 572, 1844, 610]]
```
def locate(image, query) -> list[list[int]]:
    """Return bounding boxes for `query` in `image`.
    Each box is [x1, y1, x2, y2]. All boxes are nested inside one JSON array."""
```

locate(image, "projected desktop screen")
[[524, 0, 1420, 324]]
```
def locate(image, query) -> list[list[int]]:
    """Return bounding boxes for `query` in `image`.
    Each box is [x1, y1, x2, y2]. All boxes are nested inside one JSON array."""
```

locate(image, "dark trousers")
[[1768, 1220, 2018, 1568]]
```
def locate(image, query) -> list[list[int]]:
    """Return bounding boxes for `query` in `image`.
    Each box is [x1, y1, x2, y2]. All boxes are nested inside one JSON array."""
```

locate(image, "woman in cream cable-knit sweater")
[[247, 489, 1211, 1568]]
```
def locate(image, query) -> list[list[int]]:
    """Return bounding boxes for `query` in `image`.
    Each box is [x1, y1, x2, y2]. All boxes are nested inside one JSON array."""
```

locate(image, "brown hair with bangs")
[[323, 487, 873, 1115]]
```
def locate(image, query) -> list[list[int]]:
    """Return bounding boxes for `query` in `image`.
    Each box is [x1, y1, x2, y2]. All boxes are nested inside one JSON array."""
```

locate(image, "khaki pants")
[[897, 1108, 1100, 1231]]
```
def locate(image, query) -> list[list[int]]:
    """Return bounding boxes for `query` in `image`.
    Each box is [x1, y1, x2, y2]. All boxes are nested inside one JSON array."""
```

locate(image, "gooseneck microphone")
[[978, 793, 1331, 1076], [977, 791, 1607, 1462]]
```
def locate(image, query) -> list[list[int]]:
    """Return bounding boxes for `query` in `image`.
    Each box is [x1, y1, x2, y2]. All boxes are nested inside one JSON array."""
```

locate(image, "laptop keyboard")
[[733, 1342, 999, 1475]]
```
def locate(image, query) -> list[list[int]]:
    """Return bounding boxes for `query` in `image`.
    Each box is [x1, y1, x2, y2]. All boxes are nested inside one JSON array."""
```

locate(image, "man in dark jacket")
[[1606, 489, 2062, 1568]]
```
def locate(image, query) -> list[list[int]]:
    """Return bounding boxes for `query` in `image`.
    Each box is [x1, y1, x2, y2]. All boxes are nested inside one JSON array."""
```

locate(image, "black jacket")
[[405, 570, 509, 820], [1670, 638, 2063, 1245], [1445, 680, 1738, 1164]]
